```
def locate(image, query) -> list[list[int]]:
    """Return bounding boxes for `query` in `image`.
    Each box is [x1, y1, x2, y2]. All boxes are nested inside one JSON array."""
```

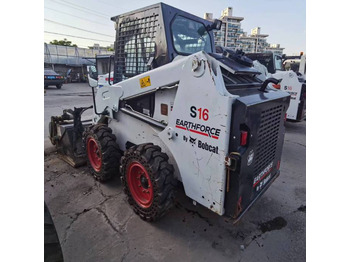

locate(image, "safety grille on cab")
[[115, 14, 158, 83], [254, 105, 283, 175]]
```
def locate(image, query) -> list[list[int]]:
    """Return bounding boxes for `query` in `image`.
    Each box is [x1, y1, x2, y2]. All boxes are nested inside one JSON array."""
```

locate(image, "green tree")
[[50, 38, 77, 47]]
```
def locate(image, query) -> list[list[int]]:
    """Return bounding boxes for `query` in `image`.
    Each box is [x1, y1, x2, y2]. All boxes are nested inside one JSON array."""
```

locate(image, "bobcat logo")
[[189, 136, 197, 145]]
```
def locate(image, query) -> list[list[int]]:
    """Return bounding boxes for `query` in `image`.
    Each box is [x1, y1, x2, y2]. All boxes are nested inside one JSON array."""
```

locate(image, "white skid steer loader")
[[49, 3, 290, 223], [245, 52, 306, 121]]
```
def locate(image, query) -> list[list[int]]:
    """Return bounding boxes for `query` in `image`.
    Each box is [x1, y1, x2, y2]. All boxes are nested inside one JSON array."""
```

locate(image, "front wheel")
[[56, 84, 62, 89], [83, 124, 121, 181], [120, 143, 176, 221]]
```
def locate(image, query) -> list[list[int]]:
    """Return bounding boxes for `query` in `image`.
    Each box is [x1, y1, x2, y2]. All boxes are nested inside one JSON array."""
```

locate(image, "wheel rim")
[[87, 137, 102, 172], [127, 161, 154, 208]]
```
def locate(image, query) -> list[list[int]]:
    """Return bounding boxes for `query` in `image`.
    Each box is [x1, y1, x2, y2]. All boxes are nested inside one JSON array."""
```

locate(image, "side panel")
[[158, 53, 234, 215], [153, 88, 178, 123]]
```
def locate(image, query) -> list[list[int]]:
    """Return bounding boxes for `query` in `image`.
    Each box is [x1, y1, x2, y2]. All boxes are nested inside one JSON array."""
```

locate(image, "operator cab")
[[109, 2, 264, 96], [110, 2, 220, 84], [245, 52, 283, 74]]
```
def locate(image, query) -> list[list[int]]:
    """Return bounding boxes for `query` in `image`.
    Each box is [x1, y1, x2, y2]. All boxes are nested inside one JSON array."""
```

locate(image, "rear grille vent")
[[254, 105, 283, 175]]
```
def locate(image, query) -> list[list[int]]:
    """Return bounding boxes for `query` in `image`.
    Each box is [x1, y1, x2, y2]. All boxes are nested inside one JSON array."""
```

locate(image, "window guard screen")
[[115, 14, 158, 83]]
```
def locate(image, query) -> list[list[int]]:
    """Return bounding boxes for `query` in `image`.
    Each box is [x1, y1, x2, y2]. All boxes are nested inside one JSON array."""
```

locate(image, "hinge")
[[225, 152, 240, 192]]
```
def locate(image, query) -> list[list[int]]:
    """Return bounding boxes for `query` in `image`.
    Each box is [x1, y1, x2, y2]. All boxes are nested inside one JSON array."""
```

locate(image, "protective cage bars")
[[114, 14, 159, 83]]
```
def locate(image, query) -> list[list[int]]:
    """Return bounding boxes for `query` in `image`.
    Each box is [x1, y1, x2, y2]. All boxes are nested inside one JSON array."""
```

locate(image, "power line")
[[45, 18, 114, 38], [44, 7, 111, 27], [97, 0, 122, 9], [44, 31, 114, 43], [49, 0, 111, 19], [58, 0, 111, 17]]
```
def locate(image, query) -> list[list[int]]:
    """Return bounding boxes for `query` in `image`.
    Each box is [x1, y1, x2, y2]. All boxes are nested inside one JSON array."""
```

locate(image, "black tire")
[[44, 203, 64, 262], [56, 84, 62, 89], [120, 143, 176, 221], [83, 124, 121, 181]]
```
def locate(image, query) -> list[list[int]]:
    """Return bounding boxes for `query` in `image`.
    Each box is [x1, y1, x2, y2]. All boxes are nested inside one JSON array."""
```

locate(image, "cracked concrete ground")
[[44, 83, 306, 261]]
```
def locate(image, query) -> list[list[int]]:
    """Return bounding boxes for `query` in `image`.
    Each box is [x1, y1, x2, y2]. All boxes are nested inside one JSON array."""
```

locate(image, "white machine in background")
[[88, 55, 114, 88], [247, 52, 306, 121]]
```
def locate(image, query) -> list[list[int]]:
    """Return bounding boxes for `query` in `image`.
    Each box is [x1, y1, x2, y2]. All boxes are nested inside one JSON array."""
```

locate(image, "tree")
[[50, 38, 77, 47]]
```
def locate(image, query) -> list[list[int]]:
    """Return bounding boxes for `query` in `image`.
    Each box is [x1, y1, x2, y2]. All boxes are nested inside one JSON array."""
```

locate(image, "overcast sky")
[[44, 0, 306, 55]]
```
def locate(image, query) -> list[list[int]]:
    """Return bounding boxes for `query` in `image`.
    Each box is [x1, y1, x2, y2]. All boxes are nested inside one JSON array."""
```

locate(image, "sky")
[[44, 0, 305, 55]]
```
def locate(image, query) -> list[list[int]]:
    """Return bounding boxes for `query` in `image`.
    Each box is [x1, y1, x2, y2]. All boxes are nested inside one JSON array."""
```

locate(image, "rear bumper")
[[45, 79, 64, 86], [232, 170, 280, 224]]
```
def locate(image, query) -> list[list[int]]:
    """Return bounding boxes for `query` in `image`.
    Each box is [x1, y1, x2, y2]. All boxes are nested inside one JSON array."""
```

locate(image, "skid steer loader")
[[49, 3, 290, 223], [244, 52, 306, 121]]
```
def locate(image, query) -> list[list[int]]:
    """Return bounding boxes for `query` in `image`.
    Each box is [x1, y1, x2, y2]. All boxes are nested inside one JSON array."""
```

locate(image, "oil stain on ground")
[[297, 205, 306, 212], [258, 216, 287, 233]]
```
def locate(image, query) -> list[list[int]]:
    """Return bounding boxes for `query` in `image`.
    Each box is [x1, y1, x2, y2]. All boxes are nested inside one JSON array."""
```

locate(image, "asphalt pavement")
[[44, 83, 306, 262]]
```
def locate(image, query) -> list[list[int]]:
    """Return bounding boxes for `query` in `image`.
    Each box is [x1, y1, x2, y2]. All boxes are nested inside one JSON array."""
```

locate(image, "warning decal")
[[139, 76, 151, 88]]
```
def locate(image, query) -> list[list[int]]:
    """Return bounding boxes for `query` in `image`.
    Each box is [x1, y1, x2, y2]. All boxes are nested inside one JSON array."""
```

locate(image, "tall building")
[[236, 27, 269, 53], [265, 44, 284, 55], [204, 8, 284, 54], [204, 7, 244, 49]]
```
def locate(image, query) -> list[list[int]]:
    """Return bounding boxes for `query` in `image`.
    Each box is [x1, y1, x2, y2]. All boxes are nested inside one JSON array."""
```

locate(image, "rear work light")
[[240, 131, 248, 146]]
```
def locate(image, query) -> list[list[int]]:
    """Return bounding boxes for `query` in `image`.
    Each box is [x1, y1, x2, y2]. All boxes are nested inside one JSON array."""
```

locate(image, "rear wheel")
[[121, 143, 176, 221], [56, 84, 62, 89], [84, 124, 121, 181]]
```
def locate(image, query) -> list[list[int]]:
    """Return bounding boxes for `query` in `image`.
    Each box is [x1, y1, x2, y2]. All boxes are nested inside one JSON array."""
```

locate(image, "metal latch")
[[225, 152, 240, 192], [225, 152, 240, 171]]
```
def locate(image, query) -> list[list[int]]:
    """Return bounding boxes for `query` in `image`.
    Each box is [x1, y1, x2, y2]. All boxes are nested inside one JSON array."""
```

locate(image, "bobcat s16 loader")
[[49, 3, 290, 223]]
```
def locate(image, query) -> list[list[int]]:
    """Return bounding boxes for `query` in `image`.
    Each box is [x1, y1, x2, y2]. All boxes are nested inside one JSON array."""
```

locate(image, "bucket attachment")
[[49, 106, 93, 167]]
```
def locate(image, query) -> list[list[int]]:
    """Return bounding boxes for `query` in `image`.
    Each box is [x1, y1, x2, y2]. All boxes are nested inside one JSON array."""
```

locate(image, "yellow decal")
[[139, 76, 151, 88]]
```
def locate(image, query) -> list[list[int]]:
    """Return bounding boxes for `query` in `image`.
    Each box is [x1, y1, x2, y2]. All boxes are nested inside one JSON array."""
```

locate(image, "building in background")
[[265, 44, 285, 55], [204, 7, 284, 54], [204, 7, 244, 49], [236, 27, 269, 53], [44, 43, 113, 82], [88, 43, 114, 52]]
